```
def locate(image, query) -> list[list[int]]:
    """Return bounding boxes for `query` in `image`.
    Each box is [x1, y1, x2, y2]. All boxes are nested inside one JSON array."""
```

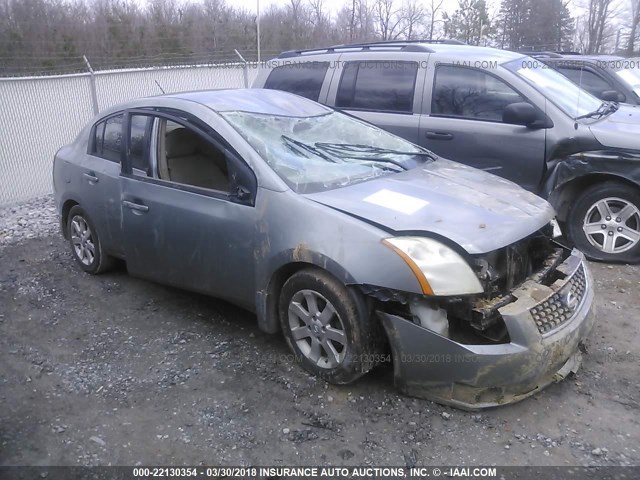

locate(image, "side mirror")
[[233, 185, 252, 201], [225, 149, 257, 206], [601, 90, 625, 102], [502, 102, 540, 127]]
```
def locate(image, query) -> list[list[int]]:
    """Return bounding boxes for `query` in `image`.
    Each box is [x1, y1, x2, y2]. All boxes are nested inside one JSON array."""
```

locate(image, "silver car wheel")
[[288, 289, 347, 369], [583, 197, 640, 254], [70, 215, 96, 266]]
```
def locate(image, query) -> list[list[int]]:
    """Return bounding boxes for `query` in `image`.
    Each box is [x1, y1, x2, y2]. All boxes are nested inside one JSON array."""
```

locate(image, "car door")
[[419, 63, 547, 191], [119, 109, 258, 308], [326, 53, 428, 144], [78, 113, 125, 256]]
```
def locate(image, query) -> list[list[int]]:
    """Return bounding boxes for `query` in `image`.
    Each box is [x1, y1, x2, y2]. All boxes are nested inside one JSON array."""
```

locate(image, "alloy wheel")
[[70, 215, 96, 266], [287, 289, 347, 369], [582, 197, 640, 254]]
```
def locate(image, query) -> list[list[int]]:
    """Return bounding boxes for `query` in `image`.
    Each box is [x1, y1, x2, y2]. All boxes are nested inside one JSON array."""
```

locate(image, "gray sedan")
[[53, 89, 595, 409]]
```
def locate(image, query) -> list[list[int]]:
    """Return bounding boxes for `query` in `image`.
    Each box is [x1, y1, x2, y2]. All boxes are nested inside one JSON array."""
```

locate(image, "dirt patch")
[[0, 236, 638, 466]]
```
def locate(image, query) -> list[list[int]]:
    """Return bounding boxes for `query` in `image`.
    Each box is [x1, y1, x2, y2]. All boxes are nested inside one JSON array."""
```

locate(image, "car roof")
[[422, 43, 524, 61], [119, 89, 333, 117]]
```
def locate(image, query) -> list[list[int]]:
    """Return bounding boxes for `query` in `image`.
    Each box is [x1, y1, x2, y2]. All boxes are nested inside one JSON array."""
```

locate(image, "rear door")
[[119, 109, 258, 308], [325, 53, 428, 144], [78, 113, 125, 256], [419, 63, 547, 191]]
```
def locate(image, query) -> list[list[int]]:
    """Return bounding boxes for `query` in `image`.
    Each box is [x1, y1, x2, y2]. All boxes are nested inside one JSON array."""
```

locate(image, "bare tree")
[[626, 0, 640, 54], [427, 0, 445, 39], [400, 0, 426, 39], [374, 0, 404, 40], [585, 0, 617, 53]]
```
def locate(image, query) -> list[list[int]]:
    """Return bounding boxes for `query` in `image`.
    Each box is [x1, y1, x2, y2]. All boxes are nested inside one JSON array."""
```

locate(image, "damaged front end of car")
[[367, 226, 596, 410]]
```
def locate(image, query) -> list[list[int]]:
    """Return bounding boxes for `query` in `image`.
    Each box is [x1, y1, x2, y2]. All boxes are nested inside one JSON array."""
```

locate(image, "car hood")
[[305, 159, 555, 254], [588, 104, 640, 150]]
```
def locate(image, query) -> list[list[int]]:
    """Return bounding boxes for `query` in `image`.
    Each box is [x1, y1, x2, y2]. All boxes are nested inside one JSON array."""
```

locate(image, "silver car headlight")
[[383, 236, 484, 296]]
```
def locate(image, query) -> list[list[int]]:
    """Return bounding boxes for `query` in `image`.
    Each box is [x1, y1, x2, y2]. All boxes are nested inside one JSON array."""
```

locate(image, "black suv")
[[253, 40, 640, 263]]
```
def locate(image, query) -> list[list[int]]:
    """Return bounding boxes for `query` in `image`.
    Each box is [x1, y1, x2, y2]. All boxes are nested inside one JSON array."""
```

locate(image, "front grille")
[[530, 265, 587, 335]]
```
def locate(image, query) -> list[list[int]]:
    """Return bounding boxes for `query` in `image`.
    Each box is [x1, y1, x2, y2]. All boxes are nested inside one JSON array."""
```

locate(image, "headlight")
[[383, 237, 483, 296]]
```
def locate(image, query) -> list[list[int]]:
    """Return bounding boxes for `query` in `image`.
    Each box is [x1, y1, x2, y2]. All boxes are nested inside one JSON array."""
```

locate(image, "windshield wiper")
[[281, 135, 336, 163], [575, 101, 619, 120], [314, 143, 437, 171], [316, 142, 436, 159]]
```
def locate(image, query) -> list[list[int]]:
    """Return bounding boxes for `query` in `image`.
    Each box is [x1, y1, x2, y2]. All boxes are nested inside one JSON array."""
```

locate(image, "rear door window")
[[432, 66, 525, 122], [336, 61, 418, 113], [264, 62, 329, 101], [129, 115, 151, 174], [91, 114, 124, 162]]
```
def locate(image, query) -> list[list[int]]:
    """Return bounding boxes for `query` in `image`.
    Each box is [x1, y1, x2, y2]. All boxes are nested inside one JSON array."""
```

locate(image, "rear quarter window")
[[264, 62, 329, 101]]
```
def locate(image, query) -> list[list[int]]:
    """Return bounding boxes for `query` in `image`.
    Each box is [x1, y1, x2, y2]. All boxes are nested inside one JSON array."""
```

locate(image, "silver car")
[[53, 89, 595, 409]]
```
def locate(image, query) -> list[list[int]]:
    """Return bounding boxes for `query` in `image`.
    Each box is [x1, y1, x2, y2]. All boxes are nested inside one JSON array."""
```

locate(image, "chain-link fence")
[[0, 62, 259, 206]]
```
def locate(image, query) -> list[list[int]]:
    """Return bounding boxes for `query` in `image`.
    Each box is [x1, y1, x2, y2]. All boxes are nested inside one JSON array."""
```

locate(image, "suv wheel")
[[278, 268, 380, 384], [67, 205, 113, 274], [567, 182, 640, 261]]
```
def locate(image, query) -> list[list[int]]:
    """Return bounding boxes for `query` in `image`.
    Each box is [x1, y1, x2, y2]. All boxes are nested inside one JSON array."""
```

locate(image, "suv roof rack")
[[520, 51, 563, 58], [277, 39, 466, 59], [521, 51, 583, 58]]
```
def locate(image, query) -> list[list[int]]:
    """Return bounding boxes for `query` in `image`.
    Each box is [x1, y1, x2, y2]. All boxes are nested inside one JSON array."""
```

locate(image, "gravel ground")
[[0, 198, 639, 467]]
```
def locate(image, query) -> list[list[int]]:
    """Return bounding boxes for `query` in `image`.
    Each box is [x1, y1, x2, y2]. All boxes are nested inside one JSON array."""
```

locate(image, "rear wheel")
[[67, 205, 113, 274], [279, 268, 380, 384], [567, 182, 640, 262]]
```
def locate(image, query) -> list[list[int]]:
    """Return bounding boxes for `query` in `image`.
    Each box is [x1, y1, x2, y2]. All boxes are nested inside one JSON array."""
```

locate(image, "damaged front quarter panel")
[[377, 249, 596, 410], [545, 150, 640, 197]]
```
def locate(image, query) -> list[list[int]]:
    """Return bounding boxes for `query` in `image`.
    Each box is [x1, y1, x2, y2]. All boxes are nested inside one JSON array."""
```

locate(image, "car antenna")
[[155, 80, 165, 95]]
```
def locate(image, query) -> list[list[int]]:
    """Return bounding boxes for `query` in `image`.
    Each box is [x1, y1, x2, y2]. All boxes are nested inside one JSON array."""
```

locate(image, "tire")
[[67, 205, 113, 274], [278, 268, 381, 384], [566, 182, 640, 262]]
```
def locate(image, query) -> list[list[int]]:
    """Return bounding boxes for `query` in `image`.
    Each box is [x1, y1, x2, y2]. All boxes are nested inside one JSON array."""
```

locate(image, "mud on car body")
[[53, 89, 595, 409]]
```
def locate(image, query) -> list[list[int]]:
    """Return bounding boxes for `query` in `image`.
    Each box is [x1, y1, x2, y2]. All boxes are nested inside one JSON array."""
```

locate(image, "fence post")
[[83, 55, 99, 115], [234, 49, 249, 88]]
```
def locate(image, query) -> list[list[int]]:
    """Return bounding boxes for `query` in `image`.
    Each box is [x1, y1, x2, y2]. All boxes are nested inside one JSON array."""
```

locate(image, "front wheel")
[[567, 182, 640, 262], [278, 268, 381, 384]]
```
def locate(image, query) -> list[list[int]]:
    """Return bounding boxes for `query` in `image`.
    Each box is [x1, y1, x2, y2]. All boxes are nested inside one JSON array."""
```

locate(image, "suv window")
[[336, 61, 418, 113], [556, 66, 615, 99], [91, 114, 123, 162], [264, 62, 329, 101], [432, 66, 526, 122]]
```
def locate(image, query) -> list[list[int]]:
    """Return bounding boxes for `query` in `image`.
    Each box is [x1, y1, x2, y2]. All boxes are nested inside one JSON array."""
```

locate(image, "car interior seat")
[[163, 127, 230, 192]]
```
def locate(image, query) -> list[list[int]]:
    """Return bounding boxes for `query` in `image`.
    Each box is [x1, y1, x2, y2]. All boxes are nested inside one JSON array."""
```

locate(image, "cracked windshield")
[[222, 111, 433, 193]]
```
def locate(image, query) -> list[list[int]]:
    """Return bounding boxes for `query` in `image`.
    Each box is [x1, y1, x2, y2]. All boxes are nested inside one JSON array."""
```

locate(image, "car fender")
[[252, 190, 425, 333], [544, 150, 640, 215]]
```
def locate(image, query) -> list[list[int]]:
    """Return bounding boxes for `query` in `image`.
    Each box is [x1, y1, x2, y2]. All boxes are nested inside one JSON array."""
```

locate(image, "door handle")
[[425, 131, 454, 140], [83, 172, 99, 183], [122, 200, 149, 212]]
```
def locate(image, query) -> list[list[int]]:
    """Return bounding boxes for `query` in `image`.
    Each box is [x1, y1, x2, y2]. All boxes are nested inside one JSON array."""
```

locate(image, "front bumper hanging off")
[[377, 249, 596, 410]]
